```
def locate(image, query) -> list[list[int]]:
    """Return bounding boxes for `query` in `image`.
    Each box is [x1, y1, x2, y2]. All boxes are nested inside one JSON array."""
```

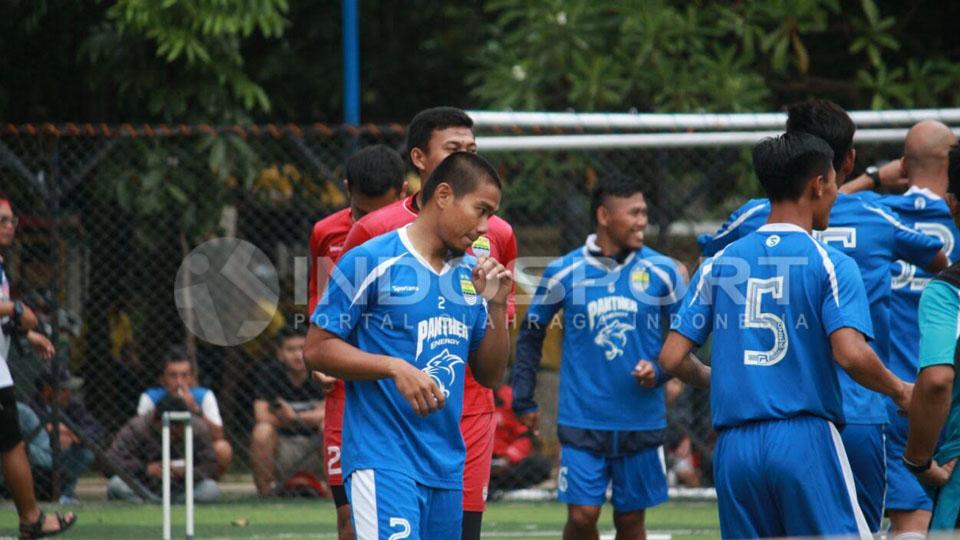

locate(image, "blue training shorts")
[[714, 416, 871, 539], [841, 423, 886, 533], [557, 444, 667, 512], [347, 468, 462, 540]]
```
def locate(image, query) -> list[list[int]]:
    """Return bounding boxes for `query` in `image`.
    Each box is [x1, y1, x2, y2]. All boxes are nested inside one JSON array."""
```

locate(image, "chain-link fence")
[[0, 121, 909, 502]]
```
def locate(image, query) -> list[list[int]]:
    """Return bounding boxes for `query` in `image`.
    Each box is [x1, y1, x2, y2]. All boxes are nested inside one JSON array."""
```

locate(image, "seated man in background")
[[251, 327, 328, 496], [488, 385, 551, 500], [137, 346, 233, 476], [0, 403, 53, 501], [26, 366, 104, 503], [106, 395, 220, 502]]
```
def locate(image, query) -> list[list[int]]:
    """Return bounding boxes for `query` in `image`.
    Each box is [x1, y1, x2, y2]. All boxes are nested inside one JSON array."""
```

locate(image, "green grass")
[[0, 499, 720, 539]]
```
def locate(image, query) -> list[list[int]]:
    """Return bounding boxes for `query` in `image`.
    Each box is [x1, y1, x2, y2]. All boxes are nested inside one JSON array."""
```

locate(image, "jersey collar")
[[905, 185, 943, 200], [398, 225, 452, 276], [757, 223, 808, 234], [583, 234, 637, 269]]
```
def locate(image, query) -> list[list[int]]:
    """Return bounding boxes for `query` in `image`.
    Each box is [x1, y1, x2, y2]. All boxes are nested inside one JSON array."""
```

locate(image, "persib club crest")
[[471, 235, 491, 258], [630, 268, 650, 293], [422, 348, 465, 398], [461, 277, 478, 306], [594, 319, 634, 361]]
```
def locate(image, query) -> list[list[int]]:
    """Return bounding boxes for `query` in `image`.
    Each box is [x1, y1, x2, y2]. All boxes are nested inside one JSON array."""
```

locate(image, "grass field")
[[0, 499, 720, 539]]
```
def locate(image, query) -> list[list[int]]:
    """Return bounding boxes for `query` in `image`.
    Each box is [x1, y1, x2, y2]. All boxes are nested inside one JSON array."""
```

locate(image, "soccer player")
[[697, 100, 947, 531], [308, 144, 406, 537], [841, 119, 960, 536], [905, 144, 960, 531], [339, 107, 518, 540], [511, 173, 681, 540], [305, 152, 512, 539], [660, 132, 912, 538], [0, 195, 76, 538]]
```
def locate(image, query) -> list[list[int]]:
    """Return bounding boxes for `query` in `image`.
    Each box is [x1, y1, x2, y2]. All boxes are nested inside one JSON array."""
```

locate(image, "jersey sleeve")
[[310, 245, 372, 340], [469, 301, 489, 353], [201, 392, 223, 427], [671, 263, 715, 345], [339, 220, 374, 261], [918, 280, 960, 369], [699, 201, 766, 257], [820, 252, 874, 339], [136, 393, 153, 416], [307, 223, 323, 314]]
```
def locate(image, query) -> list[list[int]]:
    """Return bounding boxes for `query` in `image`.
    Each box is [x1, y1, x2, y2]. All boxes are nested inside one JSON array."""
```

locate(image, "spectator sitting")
[[489, 385, 551, 499], [0, 403, 54, 502], [26, 366, 104, 503], [137, 346, 233, 476], [106, 395, 220, 502], [250, 327, 328, 496]]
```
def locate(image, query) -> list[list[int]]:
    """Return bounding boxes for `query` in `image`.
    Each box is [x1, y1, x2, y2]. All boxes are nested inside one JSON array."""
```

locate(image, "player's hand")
[[878, 159, 908, 193], [894, 381, 913, 415], [177, 386, 201, 415], [472, 256, 513, 306], [312, 371, 337, 394], [19, 304, 39, 332], [146, 462, 163, 478], [274, 399, 297, 424], [26, 331, 55, 360], [519, 411, 540, 438], [388, 358, 445, 416], [632, 360, 657, 388], [917, 459, 957, 487]]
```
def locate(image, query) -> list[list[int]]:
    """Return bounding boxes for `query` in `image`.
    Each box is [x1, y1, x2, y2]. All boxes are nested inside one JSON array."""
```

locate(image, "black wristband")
[[902, 455, 932, 474], [11, 301, 23, 328]]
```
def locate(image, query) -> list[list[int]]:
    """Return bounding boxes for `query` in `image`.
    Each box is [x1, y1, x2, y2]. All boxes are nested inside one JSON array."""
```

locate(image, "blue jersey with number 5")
[[674, 223, 874, 430]]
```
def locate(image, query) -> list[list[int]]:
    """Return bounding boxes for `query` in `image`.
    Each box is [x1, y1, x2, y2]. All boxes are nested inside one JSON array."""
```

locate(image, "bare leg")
[[213, 439, 233, 477], [250, 422, 278, 495], [563, 505, 601, 540], [613, 509, 647, 540], [337, 504, 355, 540], [888, 509, 931, 539], [3, 443, 74, 533]]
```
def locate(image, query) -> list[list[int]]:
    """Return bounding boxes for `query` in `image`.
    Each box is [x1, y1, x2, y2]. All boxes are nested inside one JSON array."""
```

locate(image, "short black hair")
[[590, 173, 647, 226], [405, 107, 473, 157], [155, 394, 189, 418], [786, 99, 855, 172], [421, 152, 501, 204], [752, 132, 835, 202], [948, 144, 960, 199], [162, 345, 192, 371], [346, 145, 405, 197], [276, 324, 306, 346]]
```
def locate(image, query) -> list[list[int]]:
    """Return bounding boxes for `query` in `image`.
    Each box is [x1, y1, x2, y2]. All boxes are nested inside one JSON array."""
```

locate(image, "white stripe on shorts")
[[828, 422, 872, 539], [350, 470, 379, 540]]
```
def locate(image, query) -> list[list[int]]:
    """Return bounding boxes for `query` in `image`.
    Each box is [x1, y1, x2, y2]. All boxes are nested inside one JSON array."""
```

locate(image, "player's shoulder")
[[540, 245, 586, 281], [636, 246, 680, 274], [312, 207, 352, 233]]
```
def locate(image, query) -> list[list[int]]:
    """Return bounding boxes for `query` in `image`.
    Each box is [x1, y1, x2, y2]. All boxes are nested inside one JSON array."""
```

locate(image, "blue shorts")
[[346, 469, 462, 540], [714, 416, 871, 539], [841, 423, 886, 532], [557, 445, 667, 512], [885, 405, 933, 512]]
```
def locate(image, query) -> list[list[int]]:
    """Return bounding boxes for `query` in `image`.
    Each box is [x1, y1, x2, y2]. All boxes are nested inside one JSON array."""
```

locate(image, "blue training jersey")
[[674, 223, 874, 430], [697, 194, 942, 423], [311, 226, 488, 489], [856, 186, 960, 382], [522, 236, 684, 431]]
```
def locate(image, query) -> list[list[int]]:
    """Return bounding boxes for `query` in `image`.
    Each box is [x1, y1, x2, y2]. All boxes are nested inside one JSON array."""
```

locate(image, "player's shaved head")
[[421, 152, 501, 203], [903, 120, 957, 179], [948, 145, 960, 199]]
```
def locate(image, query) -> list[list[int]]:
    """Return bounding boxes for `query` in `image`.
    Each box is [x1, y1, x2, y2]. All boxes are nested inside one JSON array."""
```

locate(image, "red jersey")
[[493, 385, 533, 464], [308, 207, 353, 406], [339, 193, 518, 415]]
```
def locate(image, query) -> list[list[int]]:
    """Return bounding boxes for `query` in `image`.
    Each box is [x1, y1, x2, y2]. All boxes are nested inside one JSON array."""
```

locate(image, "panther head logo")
[[422, 348, 465, 398], [594, 319, 633, 360]]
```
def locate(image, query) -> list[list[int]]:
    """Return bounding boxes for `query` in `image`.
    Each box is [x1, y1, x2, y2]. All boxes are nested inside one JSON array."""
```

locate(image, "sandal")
[[19, 511, 77, 539]]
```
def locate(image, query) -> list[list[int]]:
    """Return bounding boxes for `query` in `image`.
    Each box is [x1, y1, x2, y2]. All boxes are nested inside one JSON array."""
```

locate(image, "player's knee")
[[567, 505, 601, 529], [251, 422, 276, 444], [613, 510, 646, 533]]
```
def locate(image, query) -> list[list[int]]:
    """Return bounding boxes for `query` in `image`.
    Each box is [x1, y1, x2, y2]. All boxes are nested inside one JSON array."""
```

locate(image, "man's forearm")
[[304, 327, 398, 381], [905, 366, 954, 463], [471, 303, 510, 388], [670, 356, 710, 389], [659, 332, 710, 389], [840, 351, 905, 400], [299, 407, 325, 429], [839, 174, 873, 194]]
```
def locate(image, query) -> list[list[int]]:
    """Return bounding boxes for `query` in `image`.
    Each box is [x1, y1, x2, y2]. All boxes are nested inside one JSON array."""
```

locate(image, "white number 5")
[[743, 277, 789, 367]]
